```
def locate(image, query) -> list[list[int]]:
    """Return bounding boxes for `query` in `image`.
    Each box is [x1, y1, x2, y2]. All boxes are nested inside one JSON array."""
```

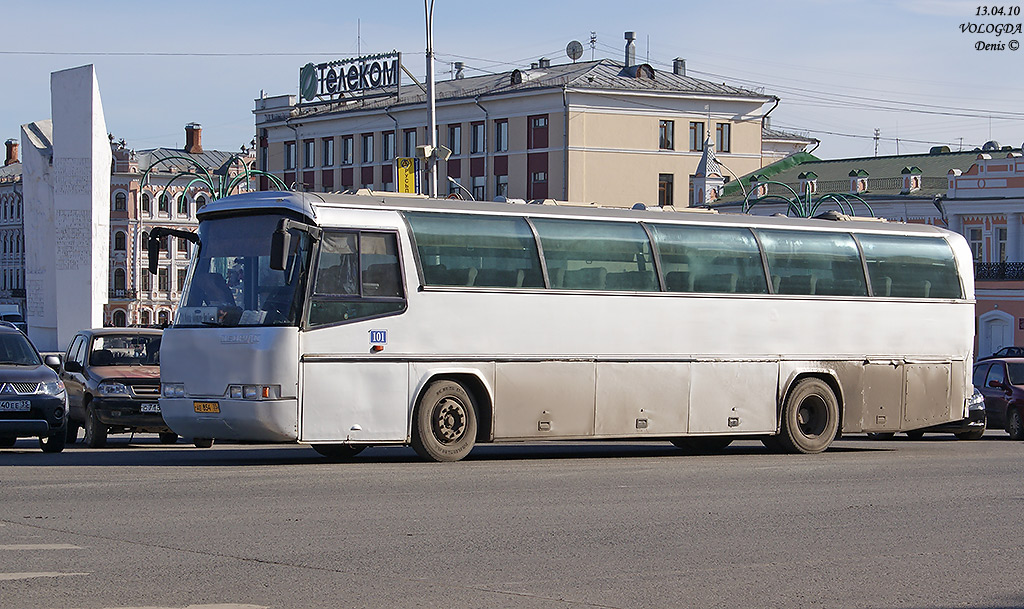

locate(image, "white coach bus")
[[153, 191, 975, 461]]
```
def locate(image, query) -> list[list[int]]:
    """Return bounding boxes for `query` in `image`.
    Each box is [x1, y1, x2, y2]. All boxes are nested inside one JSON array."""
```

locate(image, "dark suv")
[[973, 357, 1024, 439], [61, 328, 175, 448], [0, 326, 67, 452]]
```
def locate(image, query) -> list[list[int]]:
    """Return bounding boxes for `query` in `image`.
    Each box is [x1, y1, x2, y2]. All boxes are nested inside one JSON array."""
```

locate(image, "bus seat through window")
[[563, 267, 607, 290]]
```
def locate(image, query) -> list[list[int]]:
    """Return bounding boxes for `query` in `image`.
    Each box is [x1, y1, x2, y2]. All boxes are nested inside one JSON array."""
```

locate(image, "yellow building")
[[255, 36, 777, 208]]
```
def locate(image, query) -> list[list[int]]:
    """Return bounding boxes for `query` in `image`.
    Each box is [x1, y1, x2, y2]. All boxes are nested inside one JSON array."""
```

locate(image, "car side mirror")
[[43, 354, 61, 371], [63, 360, 82, 373]]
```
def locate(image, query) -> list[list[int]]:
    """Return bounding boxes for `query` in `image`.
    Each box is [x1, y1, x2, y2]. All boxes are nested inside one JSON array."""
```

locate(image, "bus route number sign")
[[369, 329, 387, 345]]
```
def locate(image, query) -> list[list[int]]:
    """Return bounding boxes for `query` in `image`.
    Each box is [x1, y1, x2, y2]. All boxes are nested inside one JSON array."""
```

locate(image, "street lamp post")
[[424, 0, 437, 197]]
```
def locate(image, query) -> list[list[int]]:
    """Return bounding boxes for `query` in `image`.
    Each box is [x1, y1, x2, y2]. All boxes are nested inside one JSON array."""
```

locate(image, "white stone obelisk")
[[23, 65, 110, 352]]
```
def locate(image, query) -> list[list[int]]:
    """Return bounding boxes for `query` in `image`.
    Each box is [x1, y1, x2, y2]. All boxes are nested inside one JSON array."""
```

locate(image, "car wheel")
[[83, 406, 107, 448], [158, 432, 178, 444], [411, 379, 478, 462], [779, 378, 840, 454], [1008, 407, 1024, 440], [312, 444, 366, 459], [0, 436, 16, 448], [65, 423, 79, 444], [905, 430, 925, 440], [39, 432, 66, 453], [193, 438, 214, 448], [672, 437, 733, 454], [955, 428, 985, 441]]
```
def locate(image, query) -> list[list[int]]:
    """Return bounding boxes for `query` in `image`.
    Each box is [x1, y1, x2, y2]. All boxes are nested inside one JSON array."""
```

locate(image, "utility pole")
[[873, 128, 880, 157], [589, 32, 597, 61], [424, 0, 437, 197]]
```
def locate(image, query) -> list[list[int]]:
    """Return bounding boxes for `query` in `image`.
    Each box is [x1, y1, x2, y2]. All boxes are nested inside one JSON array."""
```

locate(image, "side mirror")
[[44, 354, 61, 371], [147, 234, 160, 274], [270, 222, 291, 271], [63, 360, 82, 374]]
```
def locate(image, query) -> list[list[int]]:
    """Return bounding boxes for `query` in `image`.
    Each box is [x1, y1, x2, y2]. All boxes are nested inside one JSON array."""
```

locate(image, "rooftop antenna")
[[874, 128, 880, 157], [357, 19, 361, 56], [566, 40, 584, 63], [589, 31, 597, 60]]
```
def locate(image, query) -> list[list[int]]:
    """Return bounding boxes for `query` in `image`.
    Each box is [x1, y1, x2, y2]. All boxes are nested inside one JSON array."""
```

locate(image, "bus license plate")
[[140, 402, 160, 413], [194, 401, 220, 413], [0, 400, 30, 412]]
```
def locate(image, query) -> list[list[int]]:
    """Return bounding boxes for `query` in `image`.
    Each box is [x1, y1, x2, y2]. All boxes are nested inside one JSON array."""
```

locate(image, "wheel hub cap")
[[434, 398, 466, 443]]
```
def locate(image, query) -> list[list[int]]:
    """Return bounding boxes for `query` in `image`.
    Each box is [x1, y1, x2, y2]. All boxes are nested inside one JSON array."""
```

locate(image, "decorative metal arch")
[[742, 180, 875, 218], [138, 153, 287, 204]]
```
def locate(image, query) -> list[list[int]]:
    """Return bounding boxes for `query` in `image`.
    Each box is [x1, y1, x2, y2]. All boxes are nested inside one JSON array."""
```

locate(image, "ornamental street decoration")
[[299, 52, 401, 104]]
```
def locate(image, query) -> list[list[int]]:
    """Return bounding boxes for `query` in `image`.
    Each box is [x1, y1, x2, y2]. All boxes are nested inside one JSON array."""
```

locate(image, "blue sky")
[[3, 0, 1022, 161]]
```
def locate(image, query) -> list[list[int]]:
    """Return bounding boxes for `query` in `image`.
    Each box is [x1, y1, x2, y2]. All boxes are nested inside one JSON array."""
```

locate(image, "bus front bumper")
[[159, 397, 298, 442]]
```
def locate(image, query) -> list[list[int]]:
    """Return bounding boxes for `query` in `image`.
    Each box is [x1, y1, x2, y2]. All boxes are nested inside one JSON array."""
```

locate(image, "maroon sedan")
[[973, 357, 1024, 439]]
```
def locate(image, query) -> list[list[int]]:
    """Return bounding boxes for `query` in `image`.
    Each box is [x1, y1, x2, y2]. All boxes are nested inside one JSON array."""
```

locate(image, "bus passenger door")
[[687, 361, 777, 434]]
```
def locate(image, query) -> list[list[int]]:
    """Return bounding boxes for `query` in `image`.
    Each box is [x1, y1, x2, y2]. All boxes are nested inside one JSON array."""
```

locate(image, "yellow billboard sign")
[[395, 157, 419, 194]]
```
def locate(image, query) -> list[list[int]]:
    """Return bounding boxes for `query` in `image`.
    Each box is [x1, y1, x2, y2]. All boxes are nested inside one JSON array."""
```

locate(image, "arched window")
[[196, 195, 207, 209], [113, 268, 127, 291], [112, 310, 127, 327], [177, 194, 188, 215], [114, 231, 126, 251], [158, 193, 169, 213], [114, 192, 127, 211], [157, 310, 169, 326], [142, 193, 151, 213], [140, 309, 151, 326]]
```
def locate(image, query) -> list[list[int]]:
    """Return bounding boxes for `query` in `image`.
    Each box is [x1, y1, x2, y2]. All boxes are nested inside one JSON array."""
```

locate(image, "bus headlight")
[[98, 381, 129, 397], [162, 383, 185, 398], [228, 384, 280, 400]]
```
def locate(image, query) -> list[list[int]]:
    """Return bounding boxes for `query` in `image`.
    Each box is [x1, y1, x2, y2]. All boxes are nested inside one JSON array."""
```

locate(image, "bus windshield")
[[175, 214, 313, 328]]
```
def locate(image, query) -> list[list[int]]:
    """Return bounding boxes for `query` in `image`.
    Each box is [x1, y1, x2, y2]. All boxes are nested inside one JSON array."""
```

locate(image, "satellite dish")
[[566, 40, 584, 62]]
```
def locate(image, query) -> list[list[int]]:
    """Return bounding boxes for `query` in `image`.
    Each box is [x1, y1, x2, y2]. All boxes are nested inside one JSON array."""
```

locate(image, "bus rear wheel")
[[411, 380, 477, 462], [779, 378, 839, 454]]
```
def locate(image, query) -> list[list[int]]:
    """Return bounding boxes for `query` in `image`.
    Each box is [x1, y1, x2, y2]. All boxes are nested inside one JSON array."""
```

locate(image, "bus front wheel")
[[779, 378, 839, 454], [411, 380, 478, 462]]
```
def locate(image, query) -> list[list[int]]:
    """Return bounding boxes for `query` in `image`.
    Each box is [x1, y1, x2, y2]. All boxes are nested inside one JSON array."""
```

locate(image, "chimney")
[[624, 31, 636, 67], [538, 57, 551, 69], [454, 61, 465, 79], [185, 122, 203, 154], [673, 58, 686, 76], [4, 139, 18, 166]]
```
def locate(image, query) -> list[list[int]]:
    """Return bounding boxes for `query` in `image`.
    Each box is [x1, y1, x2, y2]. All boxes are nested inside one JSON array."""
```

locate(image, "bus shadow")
[[0, 437, 892, 467]]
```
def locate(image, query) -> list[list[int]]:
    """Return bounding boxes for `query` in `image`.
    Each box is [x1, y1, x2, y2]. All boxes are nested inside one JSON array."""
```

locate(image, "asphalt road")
[[1, 431, 1022, 609]]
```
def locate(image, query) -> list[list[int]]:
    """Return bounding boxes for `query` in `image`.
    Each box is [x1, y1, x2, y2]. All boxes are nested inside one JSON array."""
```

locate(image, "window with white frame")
[[322, 138, 334, 167], [471, 122, 485, 154], [383, 131, 395, 161], [361, 134, 374, 164], [968, 227, 983, 263], [472, 176, 486, 200], [495, 120, 508, 152], [284, 142, 296, 170], [304, 140, 315, 168]]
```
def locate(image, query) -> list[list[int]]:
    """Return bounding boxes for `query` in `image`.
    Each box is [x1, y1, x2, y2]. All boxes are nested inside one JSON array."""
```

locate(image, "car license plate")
[[0, 400, 30, 412], [140, 402, 160, 413], [194, 401, 220, 413]]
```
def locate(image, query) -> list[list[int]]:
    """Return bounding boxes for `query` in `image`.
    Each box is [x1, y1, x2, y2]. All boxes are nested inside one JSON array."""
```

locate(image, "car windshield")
[[89, 334, 160, 366], [175, 214, 313, 328], [0, 333, 41, 366], [1007, 362, 1024, 385]]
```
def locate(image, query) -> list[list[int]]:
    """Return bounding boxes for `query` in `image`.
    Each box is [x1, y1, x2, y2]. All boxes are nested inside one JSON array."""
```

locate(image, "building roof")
[[135, 147, 251, 175], [716, 148, 1001, 204], [288, 58, 771, 120], [0, 162, 20, 182], [762, 125, 818, 145]]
